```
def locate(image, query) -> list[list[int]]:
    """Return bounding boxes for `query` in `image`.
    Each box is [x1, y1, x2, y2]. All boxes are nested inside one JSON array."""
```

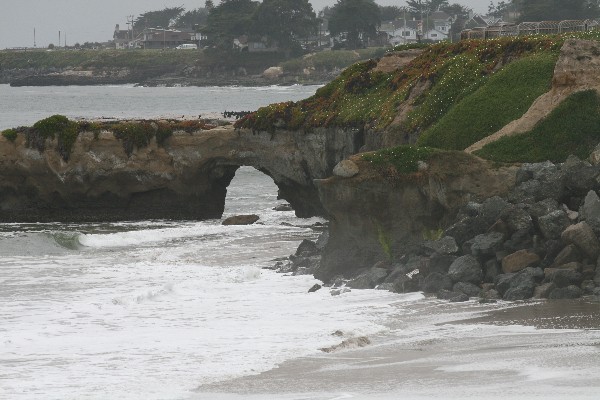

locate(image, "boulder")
[[428, 254, 457, 274], [589, 143, 600, 165], [501, 249, 540, 273], [550, 269, 583, 288], [549, 285, 583, 299], [315, 231, 329, 250], [527, 198, 559, 219], [273, 203, 293, 212], [262, 66, 283, 79], [538, 210, 571, 239], [550, 244, 582, 268], [347, 267, 389, 289], [333, 160, 359, 178], [495, 268, 541, 300], [533, 282, 556, 299], [222, 214, 260, 225], [436, 289, 469, 302], [453, 282, 481, 297], [308, 284, 322, 293], [502, 206, 533, 233], [469, 232, 505, 258], [483, 259, 500, 283], [503, 229, 534, 253], [580, 190, 600, 221], [561, 221, 600, 260], [581, 280, 596, 295], [481, 196, 510, 224], [422, 272, 452, 293], [295, 239, 319, 257], [421, 236, 458, 255], [448, 255, 482, 284]]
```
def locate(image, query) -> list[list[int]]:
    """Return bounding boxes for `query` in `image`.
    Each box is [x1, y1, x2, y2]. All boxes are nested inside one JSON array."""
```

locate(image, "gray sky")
[[0, 0, 487, 49]]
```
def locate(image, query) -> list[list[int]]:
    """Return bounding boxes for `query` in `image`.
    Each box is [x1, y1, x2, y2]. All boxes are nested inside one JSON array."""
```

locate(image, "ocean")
[[0, 85, 404, 399], [1, 85, 599, 400]]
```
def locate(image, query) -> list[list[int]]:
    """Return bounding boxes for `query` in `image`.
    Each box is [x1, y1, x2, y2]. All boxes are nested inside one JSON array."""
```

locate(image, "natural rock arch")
[[0, 125, 364, 222]]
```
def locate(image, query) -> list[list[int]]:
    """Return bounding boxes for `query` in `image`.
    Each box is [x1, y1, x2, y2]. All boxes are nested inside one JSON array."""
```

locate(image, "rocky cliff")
[[0, 122, 362, 222]]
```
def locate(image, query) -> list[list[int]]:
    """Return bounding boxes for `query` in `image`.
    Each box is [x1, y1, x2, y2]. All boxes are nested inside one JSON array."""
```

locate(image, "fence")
[[461, 19, 600, 40]]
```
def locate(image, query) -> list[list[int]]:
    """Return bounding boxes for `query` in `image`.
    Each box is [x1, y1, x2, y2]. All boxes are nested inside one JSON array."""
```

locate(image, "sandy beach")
[[195, 298, 600, 400]]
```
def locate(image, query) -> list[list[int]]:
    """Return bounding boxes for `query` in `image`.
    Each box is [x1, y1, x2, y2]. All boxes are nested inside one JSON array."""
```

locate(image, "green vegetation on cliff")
[[4, 116, 216, 160], [475, 90, 600, 163], [417, 52, 557, 150], [237, 36, 563, 134]]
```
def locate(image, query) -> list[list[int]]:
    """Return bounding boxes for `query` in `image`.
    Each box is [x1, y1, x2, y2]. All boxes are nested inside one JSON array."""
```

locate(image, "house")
[[113, 24, 132, 49], [140, 28, 198, 49], [233, 35, 278, 52], [430, 11, 453, 36]]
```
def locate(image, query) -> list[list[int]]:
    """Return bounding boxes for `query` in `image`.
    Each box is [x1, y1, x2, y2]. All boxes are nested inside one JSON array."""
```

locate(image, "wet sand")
[[193, 298, 600, 400]]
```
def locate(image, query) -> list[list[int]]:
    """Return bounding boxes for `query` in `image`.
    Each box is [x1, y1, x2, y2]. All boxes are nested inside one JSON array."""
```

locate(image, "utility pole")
[[126, 15, 135, 48], [59, 31, 61, 48], [34, 28, 36, 48]]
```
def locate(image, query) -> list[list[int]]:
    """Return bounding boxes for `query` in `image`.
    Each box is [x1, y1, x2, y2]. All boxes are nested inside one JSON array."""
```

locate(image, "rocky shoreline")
[[278, 153, 600, 304]]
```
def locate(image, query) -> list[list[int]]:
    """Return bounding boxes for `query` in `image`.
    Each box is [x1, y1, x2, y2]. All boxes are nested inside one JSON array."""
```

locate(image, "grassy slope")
[[474, 90, 600, 163], [237, 36, 564, 134], [417, 52, 558, 150]]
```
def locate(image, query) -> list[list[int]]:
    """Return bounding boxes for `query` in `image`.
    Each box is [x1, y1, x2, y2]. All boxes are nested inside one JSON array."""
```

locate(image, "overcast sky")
[[0, 0, 487, 49]]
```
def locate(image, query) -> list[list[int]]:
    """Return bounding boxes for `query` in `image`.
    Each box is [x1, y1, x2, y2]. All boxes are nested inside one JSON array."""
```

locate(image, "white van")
[[176, 44, 198, 50]]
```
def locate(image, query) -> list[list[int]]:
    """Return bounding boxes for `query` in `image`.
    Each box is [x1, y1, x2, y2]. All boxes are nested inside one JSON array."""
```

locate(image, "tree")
[[173, 8, 209, 30], [406, 0, 449, 15], [441, 3, 471, 18], [518, 0, 600, 21], [205, 0, 215, 10], [204, 0, 259, 50], [134, 7, 185, 30], [253, 0, 317, 55], [379, 5, 403, 21], [328, 0, 381, 49]]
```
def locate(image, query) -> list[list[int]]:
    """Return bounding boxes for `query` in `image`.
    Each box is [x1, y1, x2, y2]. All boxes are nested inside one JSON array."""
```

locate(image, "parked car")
[[175, 44, 198, 50]]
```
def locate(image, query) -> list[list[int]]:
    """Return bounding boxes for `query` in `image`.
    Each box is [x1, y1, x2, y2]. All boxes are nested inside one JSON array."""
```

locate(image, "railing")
[[461, 19, 600, 40]]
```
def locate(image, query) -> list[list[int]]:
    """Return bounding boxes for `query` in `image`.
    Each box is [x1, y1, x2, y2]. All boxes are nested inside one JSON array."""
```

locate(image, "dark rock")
[[538, 210, 571, 240], [421, 236, 458, 256], [582, 265, 596, 280], [422, 272, 452, 293], [428, 254, 457, 274], [495, 273, 516, 296], [273, 203, 293, 212], [469, 232, 505, 258], [448, 255, 482, 284], [533, 282, 556, 299], [481, 196, 510, 225], [308, 284, 322, 293], [503, 275, 536, 301], [222, 214, 260, 225], [389, 269, 422, 293], [484, 259, 500, 283], [453, 282, 481, 297], [501, 249, 540, 273], [549, 285, 583, 299], [561, 221, 600, 260], [315, 231, 329, 250], [503, 229, 534, 253], [436, 289, 469, 302], [551, 269, 583, 288], [563, 158, 600, 194], [347, 267, 389, 289], [541, 239, 565, 268], [526, 198, 559, 219], [444, 217, 487, 247], [581, 280, 596, 295], [502, 206, 533, 233], [550, 244, 582, 268], [295, 239, 319, 257]]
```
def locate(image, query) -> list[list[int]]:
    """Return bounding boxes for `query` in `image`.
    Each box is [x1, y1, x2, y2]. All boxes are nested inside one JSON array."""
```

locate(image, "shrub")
[[30, 115, 79, 160], [111, 122, 155, 156], [362, 145, 438, 174], [2, 128, 17, 142]]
